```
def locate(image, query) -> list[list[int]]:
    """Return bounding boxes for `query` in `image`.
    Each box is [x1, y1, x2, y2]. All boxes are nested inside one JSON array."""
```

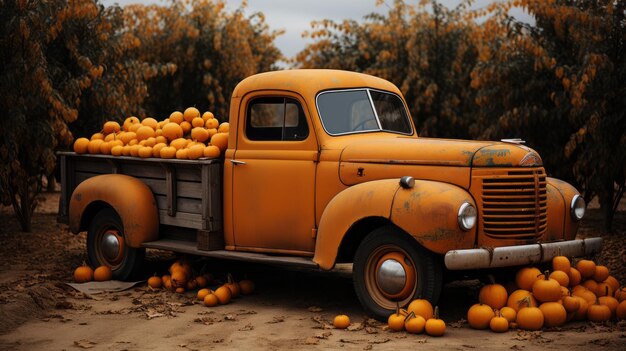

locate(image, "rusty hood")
[[339, 137, 543, 168]]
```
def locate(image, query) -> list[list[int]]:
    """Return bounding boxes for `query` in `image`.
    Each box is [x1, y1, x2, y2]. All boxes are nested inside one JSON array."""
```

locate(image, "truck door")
[[230, 93, 318, 254]]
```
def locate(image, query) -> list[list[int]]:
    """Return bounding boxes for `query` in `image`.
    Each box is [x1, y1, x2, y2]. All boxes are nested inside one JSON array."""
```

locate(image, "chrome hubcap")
[[101, 231, 121, 262], [376, 259, 407, 295]]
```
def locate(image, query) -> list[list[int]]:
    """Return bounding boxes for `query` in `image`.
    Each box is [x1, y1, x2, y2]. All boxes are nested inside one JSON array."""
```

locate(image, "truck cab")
[[60, 69, 601, 321]]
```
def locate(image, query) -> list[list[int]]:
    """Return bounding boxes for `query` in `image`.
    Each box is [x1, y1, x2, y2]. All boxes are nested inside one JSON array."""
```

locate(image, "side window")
[[246, 97, 309, 141]]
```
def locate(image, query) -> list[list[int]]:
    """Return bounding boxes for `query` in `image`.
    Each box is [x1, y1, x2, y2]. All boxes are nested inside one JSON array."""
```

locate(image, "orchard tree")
[[123, 0, 282, 120], [295, 0, 479, 138], [471, 0, 625, 229], [0, 0, 165, 231]]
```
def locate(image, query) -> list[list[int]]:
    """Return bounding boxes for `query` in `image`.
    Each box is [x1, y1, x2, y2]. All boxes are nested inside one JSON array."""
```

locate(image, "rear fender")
[[69, 174, 159, 248]]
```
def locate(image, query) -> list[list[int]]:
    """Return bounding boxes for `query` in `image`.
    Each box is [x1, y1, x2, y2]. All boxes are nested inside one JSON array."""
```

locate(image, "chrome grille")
[[481, 169, 547, 240]]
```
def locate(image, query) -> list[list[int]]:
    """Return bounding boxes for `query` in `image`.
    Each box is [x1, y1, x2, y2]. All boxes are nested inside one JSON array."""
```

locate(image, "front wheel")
[[87, 208, 145, 280], [353, 226, 442, 321]]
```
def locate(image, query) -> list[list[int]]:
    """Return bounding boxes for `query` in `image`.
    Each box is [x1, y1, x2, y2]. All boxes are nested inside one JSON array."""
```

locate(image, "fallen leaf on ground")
[[267, 316, 284, 324], [74, 339, 97, 349], [347, 322, 364, 331], [239, 323, 254, 331], [224, 314, 236, 321], [315, 331, 332, 339], [304, 337, 319, 345], [307, 306, 323, 312]]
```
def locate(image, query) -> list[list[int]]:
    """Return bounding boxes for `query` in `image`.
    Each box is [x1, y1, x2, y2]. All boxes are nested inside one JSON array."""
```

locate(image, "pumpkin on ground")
[[516, 267, 542, 291], [467, 303, 495, 330], [478, 275, 508, 309], [516, 305, 544, 331], [74, 263, 94, 283], [387, 305, 406, 332], [532, 271, 562, 302], [538, 302, 567, 327], [489, 310, 509, 333], [404, 312, 426, 334], [424, 306, 445, 337], [147, 275, 162, 289], [333, 315, 350, 329], [407, 298, 433, 320], [93, 266, 113, 282]]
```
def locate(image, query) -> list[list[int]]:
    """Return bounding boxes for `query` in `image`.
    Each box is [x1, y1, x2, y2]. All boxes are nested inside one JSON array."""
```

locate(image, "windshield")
[[316, 89, 413, 135]]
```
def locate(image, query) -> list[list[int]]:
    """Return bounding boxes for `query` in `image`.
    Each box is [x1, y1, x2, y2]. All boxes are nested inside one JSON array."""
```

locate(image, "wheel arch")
[[69, 174, 159, 248], [335, 216, 392, 264]]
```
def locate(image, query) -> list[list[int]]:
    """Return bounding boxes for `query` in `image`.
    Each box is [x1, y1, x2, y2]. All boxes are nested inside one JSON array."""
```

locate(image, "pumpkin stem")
[[395, 301, 400, 315], [406, 311, 416, 321], [487, 274, 496, 285], [433, 306, 440, 319], [517, 296, 531, 308], [227, 273, 235, 284]]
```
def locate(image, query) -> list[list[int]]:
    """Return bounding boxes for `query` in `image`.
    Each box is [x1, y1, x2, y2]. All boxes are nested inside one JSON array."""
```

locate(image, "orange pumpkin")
[[592, 265, 609, 283], [532, 271, 562, 302], [576, 259, 596, 279], [74, 263, 94, 283], [598, 287, 619, 317], [387, 308, 406, 332], [195, 276, 208, 289], [424, 306, 446, 337], [572, 296, 589, 320], [539, 302, 567, 327], [587, 300, 612, 322], [467, 303, 495, 330], [573, 288, 596, 304], [214, 286, 232, 304], [404, 312, 426, 334], [562, 293, 581, 313], [225, 274, 241, 298], [616, 287, 626, 302], [567, 268, 582, 287], [516, 306, 544, 331], [93, 266, 113, 282], [582, 279, 599, 293], [516, 267, 541, 291], [197, 288, 211, 301], [239, 279, 255, 295], [333, 315, 350, 329], [407, 298, 433, 320], [171, 270, 188, 289], [616, 300, 626, 320], [204, 293, 219, 307], [147, 275, 162, 289], [595, 282, 613, 297], [499, 306, 517, 323], [603, 276, 620, 293], [507, 290, 538, 312], [549, 270, 569, 288], [479, 277, 508, 309], [552, 254, 571, 273], [489, 310, 509, 333]]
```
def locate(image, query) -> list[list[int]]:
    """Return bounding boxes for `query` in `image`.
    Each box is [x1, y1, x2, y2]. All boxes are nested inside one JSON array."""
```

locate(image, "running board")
[[141, 239, 319, 269]]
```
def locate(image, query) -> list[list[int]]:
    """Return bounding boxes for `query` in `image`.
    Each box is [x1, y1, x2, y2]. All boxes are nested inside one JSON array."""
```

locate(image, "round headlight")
[[458, 202, 477, 231], [570, 195, 585, 221]]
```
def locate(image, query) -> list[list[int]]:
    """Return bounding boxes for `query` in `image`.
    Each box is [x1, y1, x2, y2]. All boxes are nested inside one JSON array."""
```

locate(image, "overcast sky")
[[100, 0, 523, 60]]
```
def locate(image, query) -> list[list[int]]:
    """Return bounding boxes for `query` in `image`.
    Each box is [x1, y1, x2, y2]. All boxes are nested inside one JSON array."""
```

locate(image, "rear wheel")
[[87, 208, 145, 280], [353, 226, 442, 321]]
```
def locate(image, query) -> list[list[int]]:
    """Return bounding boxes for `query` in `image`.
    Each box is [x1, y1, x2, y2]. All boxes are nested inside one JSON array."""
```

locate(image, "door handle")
[[230, 160, 247, 165]]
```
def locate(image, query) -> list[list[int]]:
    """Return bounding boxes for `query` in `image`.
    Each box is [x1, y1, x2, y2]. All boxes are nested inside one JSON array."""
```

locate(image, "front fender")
[[314, 179, 400, 270], [391, 180, 476, 254], [69, 174, 159, 248], [546, 177, 581, 241]]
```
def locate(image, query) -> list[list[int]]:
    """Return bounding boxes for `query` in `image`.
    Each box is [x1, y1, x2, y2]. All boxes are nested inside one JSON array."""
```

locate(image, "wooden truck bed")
[[57, 152, 223, 246]]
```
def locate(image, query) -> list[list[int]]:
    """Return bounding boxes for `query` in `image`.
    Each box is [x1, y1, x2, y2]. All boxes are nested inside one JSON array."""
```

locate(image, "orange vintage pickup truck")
[[58, 69, 601, 320]]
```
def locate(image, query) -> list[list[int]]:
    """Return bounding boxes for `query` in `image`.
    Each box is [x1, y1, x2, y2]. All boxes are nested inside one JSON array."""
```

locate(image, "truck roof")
[[232, 69, 402, 98]]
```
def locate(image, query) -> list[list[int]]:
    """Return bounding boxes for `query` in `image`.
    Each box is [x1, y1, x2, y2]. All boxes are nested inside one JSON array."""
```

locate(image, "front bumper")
[[444, 237, 603, 270]]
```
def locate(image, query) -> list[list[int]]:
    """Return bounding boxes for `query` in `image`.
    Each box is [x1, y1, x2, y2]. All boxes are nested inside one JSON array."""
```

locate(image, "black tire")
[[353, 225, 442, 321], [87, 208, 145, 280]]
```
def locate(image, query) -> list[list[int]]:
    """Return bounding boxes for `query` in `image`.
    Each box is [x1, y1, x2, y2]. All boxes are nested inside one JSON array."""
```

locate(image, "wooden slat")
[[155, 195, 202, 214], [74, 159, 115, 173], [158, 210, 204, 229], [140, 178, 202, 198], [141, 239, 318, 269]]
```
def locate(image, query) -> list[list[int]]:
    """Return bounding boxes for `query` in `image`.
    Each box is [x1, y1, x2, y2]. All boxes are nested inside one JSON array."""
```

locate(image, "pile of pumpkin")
[[146, 258, 254, 307], [72, 107, 229, 160], [468, 255, 626, 333], [332, 299, 446, 336], [73, 262, 113, 283]]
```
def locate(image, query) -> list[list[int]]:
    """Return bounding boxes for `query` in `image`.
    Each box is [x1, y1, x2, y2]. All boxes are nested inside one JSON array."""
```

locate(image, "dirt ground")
[[0, 192, 625, 351]]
